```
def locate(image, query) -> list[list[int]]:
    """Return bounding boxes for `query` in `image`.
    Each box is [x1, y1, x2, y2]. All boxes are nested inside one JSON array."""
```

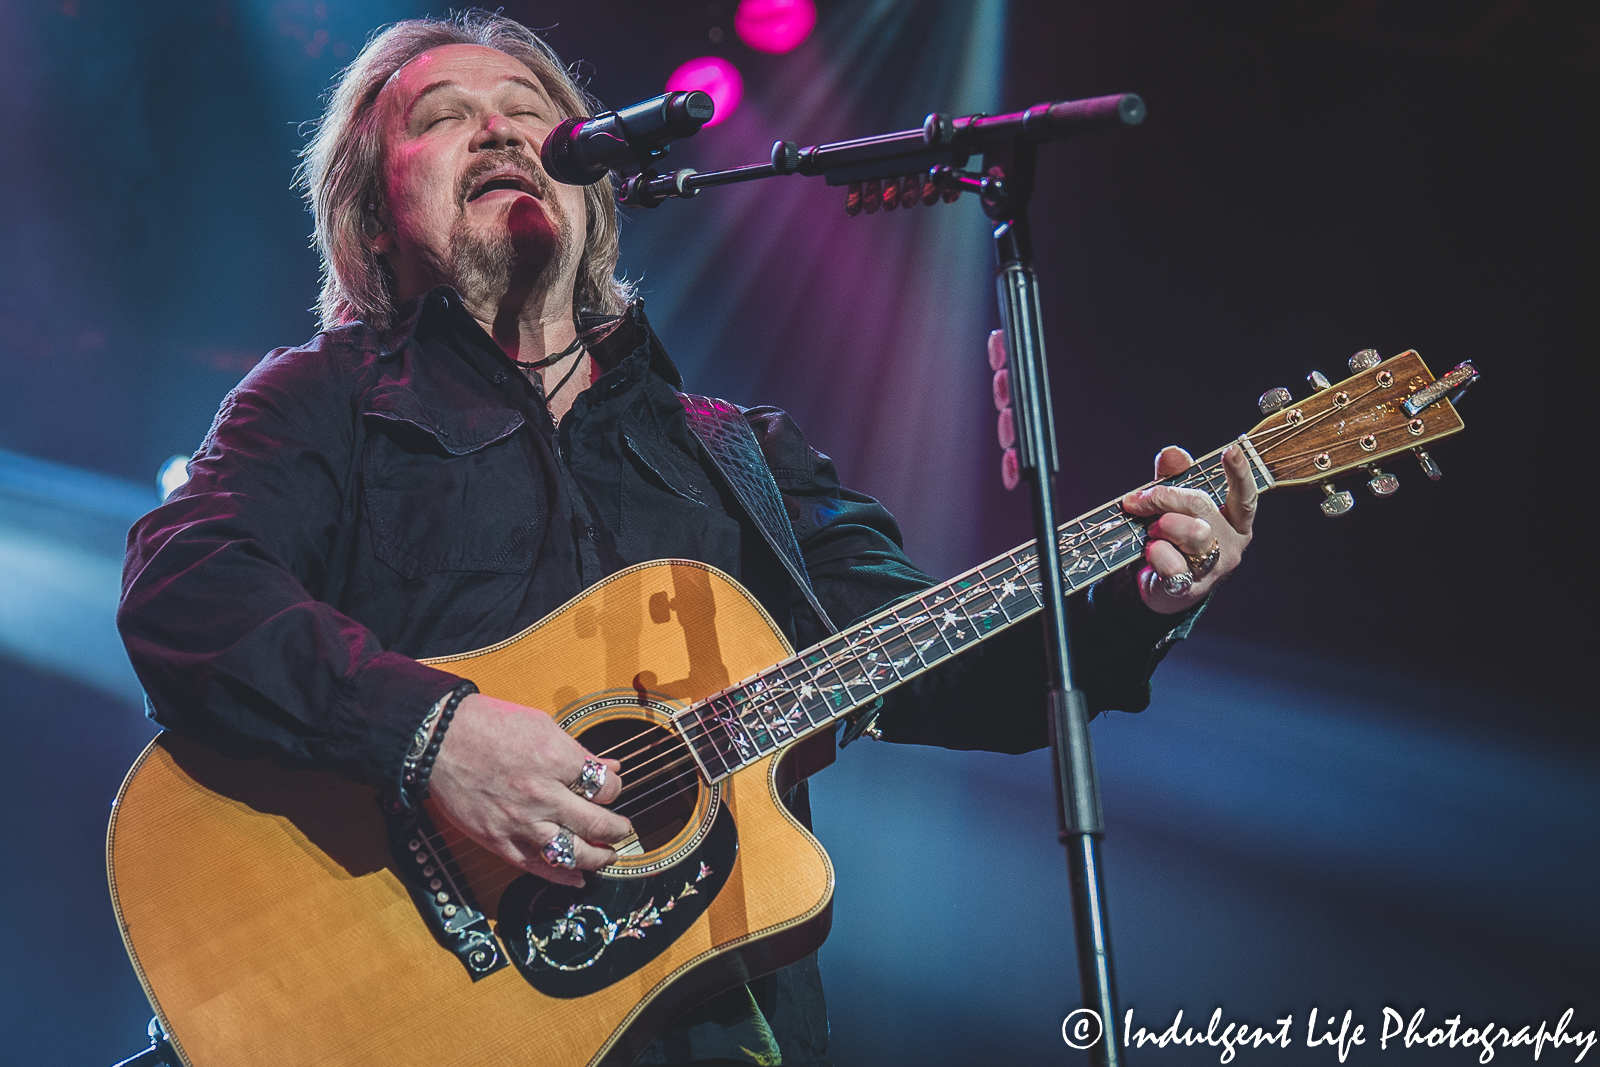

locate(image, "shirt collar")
[[378, 287, 683, 390]]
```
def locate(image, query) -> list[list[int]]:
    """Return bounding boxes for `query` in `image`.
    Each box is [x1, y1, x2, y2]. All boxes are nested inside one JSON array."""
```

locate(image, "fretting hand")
[[1122, 445, 1257, 614]]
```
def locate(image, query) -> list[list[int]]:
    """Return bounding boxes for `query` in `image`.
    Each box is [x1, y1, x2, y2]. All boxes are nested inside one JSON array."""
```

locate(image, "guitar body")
[[107, 560, 837, 1067], [107, 347, 1477, 1067]]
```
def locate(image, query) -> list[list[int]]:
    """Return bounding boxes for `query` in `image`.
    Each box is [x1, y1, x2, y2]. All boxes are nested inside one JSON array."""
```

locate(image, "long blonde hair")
[[298, 10, 634, 332]]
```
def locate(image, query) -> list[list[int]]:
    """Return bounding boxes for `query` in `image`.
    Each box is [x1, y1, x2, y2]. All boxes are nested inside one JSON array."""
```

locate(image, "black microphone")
[[541, 91, 715, 186]]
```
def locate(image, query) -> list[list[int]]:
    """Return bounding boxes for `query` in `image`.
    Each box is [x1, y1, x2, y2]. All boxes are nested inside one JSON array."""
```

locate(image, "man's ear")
[[364, 202, 394, 254]]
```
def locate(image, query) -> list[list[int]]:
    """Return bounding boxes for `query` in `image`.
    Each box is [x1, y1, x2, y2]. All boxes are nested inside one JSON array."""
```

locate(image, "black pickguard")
[[497, 800, 738, 998]]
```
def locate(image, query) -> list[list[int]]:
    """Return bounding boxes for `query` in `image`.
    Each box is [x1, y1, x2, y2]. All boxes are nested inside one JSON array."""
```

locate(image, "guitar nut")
[[1314, 453, 1332, 471], [1376, 370, 1394, 388], [1359, 434, 1377, 451], [1408, 418, 1425, 436]]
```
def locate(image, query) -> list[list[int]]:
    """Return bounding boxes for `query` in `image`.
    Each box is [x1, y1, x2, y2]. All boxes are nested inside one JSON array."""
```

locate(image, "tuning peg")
[[1414, 448, 1442, 481], [1307, 370, 1331, 391], [1349, 349, 1381, 373], [1258, 387, 1292, 414], [1319, 484, 1354, 517], [1365, 468, 1399, 497]]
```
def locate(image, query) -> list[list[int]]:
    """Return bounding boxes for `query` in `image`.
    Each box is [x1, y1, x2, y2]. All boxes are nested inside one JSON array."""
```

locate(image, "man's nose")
[[471, 114, 524, 152]]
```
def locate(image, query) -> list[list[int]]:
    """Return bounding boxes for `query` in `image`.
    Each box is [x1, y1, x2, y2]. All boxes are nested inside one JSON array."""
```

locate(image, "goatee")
[[448, 152, 575, 306]]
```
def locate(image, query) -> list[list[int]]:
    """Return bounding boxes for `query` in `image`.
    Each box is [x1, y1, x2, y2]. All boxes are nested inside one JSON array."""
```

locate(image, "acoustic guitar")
[[107, 350, 1475, 1066]]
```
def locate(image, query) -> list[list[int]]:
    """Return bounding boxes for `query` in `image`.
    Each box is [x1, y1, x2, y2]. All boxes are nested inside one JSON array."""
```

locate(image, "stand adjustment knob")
[[1349, 348, 1382, 372], [1307, 370, 1331, 391], [1258, 387, 1292, 414], [1320, 484, 1355, 517], [1414, 448, 1442, 480], [1366, 468, 1399, 497]]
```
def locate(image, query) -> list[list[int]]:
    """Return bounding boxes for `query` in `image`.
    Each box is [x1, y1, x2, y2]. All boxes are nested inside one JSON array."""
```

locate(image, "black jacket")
[[117, 289, 1200, 1066], [119, 289, 1193, 796]]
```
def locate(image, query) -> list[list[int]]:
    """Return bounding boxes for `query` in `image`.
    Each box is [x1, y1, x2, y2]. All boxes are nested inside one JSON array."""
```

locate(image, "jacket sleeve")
[[743, 406, 1202, 754], [117, 332, 464, 790]]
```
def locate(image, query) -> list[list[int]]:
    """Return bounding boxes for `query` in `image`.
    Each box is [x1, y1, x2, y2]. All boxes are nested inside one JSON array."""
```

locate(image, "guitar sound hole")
[[575, 718, 699, 853]]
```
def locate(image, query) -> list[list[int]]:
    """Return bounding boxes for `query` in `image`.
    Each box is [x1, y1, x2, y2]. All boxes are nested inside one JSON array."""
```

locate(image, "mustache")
[[456, 150, 553, 206]]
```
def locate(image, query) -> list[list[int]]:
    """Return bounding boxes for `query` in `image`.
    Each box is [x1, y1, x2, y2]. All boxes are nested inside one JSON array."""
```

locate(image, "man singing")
[[118, 11, 1255, 1065]]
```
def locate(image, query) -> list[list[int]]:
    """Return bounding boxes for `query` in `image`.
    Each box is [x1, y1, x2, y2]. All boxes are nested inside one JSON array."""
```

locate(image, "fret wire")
[[768, 660, 821, 733], [892, 596, 956, 669], [821, 631, 883, 702], [1087, 514, 1144, 572], [802, 639, 865, 718], [857, 619, 912, 688], [950, 572, 1008, 640], [975, 559, 1029, 622], [761, 662, 815, 736], [786, 652, 836, 728], [736, 674, 790, 749], [708, 692, 758, 767], [937, 577, 983, 642], [916, 584, 979, 659], [825, 623, 897, 696], [688, 700, 735, 778], [686, 447, 1257, 778], [866, 615, 922, 678], [723, 687, 771, 755], [1059, 518, 1104, 587]]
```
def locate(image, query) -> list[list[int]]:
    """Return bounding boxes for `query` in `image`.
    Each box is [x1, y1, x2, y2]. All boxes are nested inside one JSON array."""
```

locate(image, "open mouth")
[[466, 172, 540, 203]]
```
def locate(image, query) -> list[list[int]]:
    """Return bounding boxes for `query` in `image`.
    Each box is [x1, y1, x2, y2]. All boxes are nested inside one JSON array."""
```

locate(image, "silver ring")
[[569, 757, 607, 801], [541, 826, 577, 870], [1162, 571, 1193, 597]]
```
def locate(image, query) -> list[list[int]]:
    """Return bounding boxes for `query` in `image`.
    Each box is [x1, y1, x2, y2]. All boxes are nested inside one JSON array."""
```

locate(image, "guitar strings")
[[650, 448, 1243, 770], [454, 445, 1243, 862], [578, 484, 1170, 768], [427, 398, 1423, 885], [411, 448, 1269, 884], [595, 403, 1376, 776], [608, 472, 1216, 776]]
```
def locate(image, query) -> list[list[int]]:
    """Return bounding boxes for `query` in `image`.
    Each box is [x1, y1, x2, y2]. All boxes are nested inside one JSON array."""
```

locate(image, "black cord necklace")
[[510, 334, 590, 405], [543, 347, 589, 405], [510, 334, 584, 371]]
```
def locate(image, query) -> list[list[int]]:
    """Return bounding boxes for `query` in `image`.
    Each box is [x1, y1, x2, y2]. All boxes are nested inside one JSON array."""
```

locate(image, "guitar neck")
[[679, 439, 1272, 781]]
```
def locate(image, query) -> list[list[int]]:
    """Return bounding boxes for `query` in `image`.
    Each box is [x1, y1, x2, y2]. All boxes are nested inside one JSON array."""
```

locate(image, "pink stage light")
[[665, 57, 744, 128], [734, 0, 817, 54]]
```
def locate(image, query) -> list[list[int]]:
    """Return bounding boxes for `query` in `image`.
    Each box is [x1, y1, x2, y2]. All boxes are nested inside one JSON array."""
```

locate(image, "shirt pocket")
[[362, 403, 543, 579], [622, 432, 710, 507]]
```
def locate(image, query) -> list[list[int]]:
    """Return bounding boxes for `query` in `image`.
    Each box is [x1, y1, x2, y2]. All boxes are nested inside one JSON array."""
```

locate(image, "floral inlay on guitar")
[[526, 862, 714, 972]]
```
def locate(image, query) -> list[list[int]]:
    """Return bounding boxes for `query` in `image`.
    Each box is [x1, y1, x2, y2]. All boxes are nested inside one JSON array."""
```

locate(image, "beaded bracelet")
[[400, 681, 476, 810]]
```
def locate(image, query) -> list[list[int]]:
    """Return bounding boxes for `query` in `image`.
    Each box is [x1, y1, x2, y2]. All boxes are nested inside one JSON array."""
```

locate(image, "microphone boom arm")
[[615, 92, 1144, 207]]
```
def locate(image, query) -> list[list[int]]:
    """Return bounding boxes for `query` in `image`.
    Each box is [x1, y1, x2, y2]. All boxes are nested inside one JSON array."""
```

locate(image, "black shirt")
[[117, 289, 1197, 1065]]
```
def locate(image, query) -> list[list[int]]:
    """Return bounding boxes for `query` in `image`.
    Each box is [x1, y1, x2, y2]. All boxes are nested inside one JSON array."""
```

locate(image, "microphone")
[[541, 91, 715, 186]]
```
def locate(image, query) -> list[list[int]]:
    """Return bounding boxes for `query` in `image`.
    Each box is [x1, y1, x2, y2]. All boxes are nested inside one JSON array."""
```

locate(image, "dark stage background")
[[0, 0, 1592, 1064]]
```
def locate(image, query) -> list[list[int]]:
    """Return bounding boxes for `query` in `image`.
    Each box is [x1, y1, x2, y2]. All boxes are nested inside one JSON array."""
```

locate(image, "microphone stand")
[[615, 94, 1145, 1065]]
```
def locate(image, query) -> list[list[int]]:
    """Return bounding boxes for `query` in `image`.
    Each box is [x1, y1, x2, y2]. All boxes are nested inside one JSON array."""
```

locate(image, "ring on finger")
[[1184, 539, 1221, 579], [569, 757, 607, 801], [1162, 571, 1194, 597], [541, 826, 577, 870]]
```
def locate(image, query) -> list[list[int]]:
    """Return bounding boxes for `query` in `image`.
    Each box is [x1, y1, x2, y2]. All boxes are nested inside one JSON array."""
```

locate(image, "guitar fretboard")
[[678, 445, 1265, 782]]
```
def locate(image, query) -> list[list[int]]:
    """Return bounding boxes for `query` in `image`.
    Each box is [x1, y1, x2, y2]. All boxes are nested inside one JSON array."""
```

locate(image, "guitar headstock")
[[1245, 350, 1476, 515]]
